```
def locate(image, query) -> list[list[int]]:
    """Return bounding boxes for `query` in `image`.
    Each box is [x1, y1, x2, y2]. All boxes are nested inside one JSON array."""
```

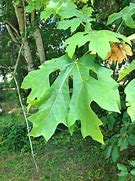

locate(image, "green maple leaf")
[[107, 3, 135, 29], [40, 0, 81, 20], [64, 30, 130, 59], [58, 18, 82, 33], [22, 54, 120, 143], [40, 0, 60, 20], [125, 79, 135, 122], [57, 5, 94, 33], [40, 0, 94, 33], [58, 1, 81, 19]]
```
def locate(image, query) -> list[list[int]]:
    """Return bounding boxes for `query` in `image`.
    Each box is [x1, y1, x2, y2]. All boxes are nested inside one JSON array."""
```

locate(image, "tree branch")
[[5, 20, 19, 36], [5, 24, 18, 44]]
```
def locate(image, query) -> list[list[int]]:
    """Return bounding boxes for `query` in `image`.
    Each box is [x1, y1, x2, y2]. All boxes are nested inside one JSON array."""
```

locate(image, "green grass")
[[0, 129, 117, 181]]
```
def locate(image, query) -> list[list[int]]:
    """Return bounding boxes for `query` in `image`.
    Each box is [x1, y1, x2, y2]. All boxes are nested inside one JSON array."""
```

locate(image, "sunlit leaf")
[[22, 54, 120, 143], [64, 30, 130, 59]]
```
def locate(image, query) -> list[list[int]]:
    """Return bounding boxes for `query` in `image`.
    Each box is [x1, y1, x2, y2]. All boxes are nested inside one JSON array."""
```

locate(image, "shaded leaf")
[[112, 145, 120, 162], [131, 169, 135, 175], [104, 145, 112, 159], [107, 3, 135, 29], [117, 163, 128, 172], [125, 79, 135, 122], [118, 137, 129, 151], [130, 160, 135, 167]]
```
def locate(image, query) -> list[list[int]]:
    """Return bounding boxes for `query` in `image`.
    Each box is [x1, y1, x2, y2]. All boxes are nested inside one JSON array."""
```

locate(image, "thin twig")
[[13, 43, 39, 172], [6, 24, 18, 44], [5, 20, 19, 36], [13, 43, 24, 75], [13, 76, 39, 172], [22, 0, 27, 38], [114, 20, 124, 76]]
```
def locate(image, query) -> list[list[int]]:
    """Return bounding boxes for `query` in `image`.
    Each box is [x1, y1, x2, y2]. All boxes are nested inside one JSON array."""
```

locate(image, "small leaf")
[[58, 1, 81, 19], [118, 137, 129, 151], [25, 5, 35, 13], [130, 160, 135, 167], [118, 173, 128, 181], [104, 145, 112, 159], [131, 169, 135, 175], [40, 9, 52, 20], [118, 172, 128, 177], [112, 145, 120, 162], [117, 163, 128, 172], [128, 134, 135, 146]]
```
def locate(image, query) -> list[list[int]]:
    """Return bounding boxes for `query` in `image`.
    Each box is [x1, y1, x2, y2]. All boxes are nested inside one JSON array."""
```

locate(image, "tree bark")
[[23, 40, 34, 71], [14, 3, 25, 33], [33, 29, 46, 64], [31, 12, 46, 64]]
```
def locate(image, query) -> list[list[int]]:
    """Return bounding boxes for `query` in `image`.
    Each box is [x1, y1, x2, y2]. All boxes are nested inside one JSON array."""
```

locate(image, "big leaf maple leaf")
[[22, 54, 120, 143], [64, 30, 130, 59]]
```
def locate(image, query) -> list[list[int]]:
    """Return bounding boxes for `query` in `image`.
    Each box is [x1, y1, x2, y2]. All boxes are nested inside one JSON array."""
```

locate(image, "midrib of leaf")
[[72, 62, 90, 109], [76, 63, 83, 82], [44, 63, 75, 122]]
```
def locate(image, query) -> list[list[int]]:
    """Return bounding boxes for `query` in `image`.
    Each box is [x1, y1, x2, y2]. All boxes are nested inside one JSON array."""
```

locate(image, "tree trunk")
[[31, 12, 46, 64], [23, 40, 34, 71], [14, 3, 25, 33], [14, 3, 34, 71], [33, 29, 46, 64]]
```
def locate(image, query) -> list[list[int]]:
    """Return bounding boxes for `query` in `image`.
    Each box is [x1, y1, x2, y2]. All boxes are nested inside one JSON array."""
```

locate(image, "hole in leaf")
[[89, 69, 98, 80]]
